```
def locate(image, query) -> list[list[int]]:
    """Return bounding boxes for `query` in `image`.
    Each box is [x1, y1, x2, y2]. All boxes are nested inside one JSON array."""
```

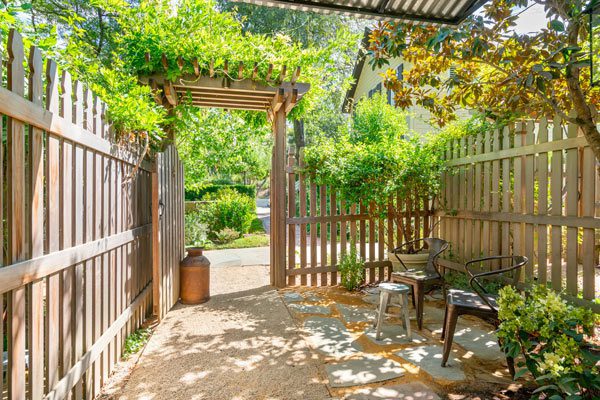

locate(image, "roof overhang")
[[230, 0, 489, 26]]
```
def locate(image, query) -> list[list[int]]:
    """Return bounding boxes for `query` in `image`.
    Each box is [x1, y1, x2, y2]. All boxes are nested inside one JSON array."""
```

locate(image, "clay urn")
[[180, 247, 210, 304]]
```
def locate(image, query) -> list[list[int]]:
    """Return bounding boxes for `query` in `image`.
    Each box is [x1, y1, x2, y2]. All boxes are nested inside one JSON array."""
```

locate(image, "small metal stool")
[[373, 282, 412, 341]]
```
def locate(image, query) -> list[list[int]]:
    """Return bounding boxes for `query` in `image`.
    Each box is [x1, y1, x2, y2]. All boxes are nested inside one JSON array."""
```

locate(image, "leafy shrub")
[[184, 211, 208, 248], [123, 327, 152, 360], [497, 285, 599, 399], [444, 271, 504, 295], [248, 218, 266, 233], [213, 228, 240, 244], [185, 182, 256, 201], [203, 188, 256, 237], [339, 245, 364, 291]]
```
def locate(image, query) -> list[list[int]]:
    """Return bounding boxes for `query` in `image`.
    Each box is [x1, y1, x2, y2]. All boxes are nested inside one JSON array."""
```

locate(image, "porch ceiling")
[[230, 0, 489, 25]]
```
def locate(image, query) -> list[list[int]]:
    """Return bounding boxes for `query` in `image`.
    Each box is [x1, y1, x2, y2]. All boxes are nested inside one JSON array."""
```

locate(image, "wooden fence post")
[[271, 109, 287, 288]]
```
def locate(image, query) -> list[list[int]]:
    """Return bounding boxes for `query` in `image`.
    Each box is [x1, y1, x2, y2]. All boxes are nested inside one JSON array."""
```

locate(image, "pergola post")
[[270, 108, 287, 288]]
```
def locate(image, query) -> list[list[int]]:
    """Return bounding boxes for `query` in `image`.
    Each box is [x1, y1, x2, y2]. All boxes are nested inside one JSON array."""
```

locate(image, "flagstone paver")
[[303, 317, 362, 357], [288, 303, 331, 315], [427, 324, 503, 361], [305, 293, 323, 302], [395, 345, 465, 381], [364, 325, 427, 345], [337, 304, 375, 324], [326, 356, 405, 388], [345, 382, 441, 400], [283, 292, 304, 303]]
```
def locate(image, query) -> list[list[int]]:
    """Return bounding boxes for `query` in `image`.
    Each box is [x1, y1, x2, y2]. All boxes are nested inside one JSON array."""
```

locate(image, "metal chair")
[[440, 255, 528, 377], [390, 238, 449, 330]]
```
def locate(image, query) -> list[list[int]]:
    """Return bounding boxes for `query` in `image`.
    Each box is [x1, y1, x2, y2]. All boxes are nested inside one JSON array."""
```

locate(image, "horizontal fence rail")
[[1, 29, 153, 399]]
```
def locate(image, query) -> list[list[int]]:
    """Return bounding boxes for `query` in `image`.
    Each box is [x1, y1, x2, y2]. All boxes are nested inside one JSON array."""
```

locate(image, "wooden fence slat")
[[0, 51, 4, 398], [60, 71, 75, 398], [523, 121, 535, 278], [501, 127, 511, 265], [298, 152, 307, 285], [330, 191, 338, 285], [581, 144, 596, 300], [7, 28, 27, 400], [310, 182, 317, 286], [482, 134, 491, 258], [73, 79, 86, 400], [565, 115, 578, 295], [551, 116, 563, 291], [537, 118, 549, 284], [287, 150, 296, 285], [320, 185, 327, 286], [45, 57, 61, 394], [512, 123, 523, 263], [27, 45, 45, 400], [458, 137, 466, 261], [473, 134, 483, 259], [490, 129, 501, 264], [464, 136, 474, 260]]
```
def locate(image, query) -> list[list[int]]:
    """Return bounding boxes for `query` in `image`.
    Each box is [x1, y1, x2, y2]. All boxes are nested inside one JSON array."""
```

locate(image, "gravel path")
[[116, 264, 329, 400]]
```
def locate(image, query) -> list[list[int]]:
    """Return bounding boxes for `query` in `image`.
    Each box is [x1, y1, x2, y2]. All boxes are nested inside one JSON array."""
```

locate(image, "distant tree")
[[369, 0, 600, 162], [219, 0, 363, 152]]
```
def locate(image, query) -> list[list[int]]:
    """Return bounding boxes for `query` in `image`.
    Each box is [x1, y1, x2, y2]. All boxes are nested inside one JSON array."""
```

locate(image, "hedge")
[[185, 183, 256, 201]]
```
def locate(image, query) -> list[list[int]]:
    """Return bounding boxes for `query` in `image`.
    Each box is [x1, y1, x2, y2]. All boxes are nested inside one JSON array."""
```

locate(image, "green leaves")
[[497, 285, 600, 399], [549, 19, 565, 32]]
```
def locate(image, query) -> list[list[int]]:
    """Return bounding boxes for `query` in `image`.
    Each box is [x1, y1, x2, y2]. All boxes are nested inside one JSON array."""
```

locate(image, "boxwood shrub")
[[185, 182, 256, 201]]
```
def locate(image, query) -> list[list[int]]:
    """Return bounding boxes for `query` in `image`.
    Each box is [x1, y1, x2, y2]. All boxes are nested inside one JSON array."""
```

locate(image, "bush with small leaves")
[[497, 285, 600, 399], [338, 245, 364, 291]]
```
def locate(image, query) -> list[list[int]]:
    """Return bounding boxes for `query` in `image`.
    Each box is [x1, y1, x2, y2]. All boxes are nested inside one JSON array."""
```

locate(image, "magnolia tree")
[[368, 0, 600, 163]]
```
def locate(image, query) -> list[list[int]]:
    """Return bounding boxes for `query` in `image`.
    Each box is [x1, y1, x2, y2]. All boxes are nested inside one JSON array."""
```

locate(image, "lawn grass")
[[204, 233, 270, 250]]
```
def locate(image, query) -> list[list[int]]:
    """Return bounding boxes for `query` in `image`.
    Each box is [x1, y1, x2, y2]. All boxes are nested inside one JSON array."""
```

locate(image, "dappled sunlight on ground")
[[116, 266, 328, 400], [281, 285, 530, 399]]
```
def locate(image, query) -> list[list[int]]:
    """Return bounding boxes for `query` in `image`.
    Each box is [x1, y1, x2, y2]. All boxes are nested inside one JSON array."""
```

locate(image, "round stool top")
[[379, 282, 410, 293]]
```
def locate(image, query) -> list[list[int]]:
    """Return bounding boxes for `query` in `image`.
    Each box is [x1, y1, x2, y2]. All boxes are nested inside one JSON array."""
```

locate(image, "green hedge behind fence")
[[185, 183, 256, 201]]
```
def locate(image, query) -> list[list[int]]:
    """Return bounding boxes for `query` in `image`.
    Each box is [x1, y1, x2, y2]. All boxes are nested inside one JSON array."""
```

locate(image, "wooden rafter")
[[140, 57, 308, 113]]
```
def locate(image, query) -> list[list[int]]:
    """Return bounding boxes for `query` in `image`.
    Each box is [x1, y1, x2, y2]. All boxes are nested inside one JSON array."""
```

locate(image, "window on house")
[[396, 64, 404, 80]]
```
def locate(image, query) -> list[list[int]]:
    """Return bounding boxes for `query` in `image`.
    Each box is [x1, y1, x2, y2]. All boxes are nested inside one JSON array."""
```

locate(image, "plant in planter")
[[497, 285, 600, 399]]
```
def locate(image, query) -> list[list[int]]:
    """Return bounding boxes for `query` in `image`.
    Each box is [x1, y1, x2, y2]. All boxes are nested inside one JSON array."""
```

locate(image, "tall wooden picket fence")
[[435, 118, 599, 309], [0, 30, 156, 399], [285, 149, 432, 286]]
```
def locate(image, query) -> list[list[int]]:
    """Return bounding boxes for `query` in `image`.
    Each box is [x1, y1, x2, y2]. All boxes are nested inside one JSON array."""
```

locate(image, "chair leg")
[[415, 282, 425, 330], [441, 305, 459, 367], [401, 293, 412, 341], [441, 304, 448, 340], [410, 285, 416, 308], [375, 291, 389, 340]]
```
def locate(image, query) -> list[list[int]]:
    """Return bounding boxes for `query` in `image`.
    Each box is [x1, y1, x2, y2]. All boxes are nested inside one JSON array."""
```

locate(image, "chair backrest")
[[423, 238, 449, 274], [465, 255, 529, 312]]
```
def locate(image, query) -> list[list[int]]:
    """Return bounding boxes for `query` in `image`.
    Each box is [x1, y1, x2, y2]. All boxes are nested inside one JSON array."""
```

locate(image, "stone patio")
[[280, 285, 515, 399]]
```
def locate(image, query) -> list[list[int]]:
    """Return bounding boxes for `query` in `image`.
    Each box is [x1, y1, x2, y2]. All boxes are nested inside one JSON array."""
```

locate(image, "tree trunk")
[[565, 14, 600, 167], [293, 119, 305, 159]]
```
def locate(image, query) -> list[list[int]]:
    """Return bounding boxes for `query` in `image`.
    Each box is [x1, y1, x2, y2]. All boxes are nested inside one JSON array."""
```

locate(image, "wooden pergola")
[[139, 59, 310, 288]]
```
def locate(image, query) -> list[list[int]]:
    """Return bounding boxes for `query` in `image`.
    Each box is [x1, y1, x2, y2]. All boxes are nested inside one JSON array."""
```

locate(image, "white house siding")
[[351, 56, 472, 135]]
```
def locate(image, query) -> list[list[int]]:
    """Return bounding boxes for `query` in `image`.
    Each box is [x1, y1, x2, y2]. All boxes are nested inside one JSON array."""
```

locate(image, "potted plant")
[[181, 211, 210, 304]]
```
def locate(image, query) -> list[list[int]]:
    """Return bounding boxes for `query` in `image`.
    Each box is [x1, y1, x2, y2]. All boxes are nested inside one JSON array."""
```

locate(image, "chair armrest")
[[465, 255, 528, 312]]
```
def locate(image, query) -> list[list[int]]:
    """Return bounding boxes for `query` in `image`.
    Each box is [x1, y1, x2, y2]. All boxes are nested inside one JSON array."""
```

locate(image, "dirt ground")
[[110, 264, 330, 400]]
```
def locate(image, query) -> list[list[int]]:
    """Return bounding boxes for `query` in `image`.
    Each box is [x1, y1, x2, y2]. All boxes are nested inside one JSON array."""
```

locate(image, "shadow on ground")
[[116, 266, 329, 400]]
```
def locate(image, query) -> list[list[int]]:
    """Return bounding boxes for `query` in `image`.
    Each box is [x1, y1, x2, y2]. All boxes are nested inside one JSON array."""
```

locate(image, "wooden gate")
[[152, 145, 185, 320]]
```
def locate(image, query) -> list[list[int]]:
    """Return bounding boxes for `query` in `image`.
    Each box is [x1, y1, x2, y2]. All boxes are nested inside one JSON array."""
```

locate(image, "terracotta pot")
[[388, 251, 429, 272], [180, 247, 210, 304]]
